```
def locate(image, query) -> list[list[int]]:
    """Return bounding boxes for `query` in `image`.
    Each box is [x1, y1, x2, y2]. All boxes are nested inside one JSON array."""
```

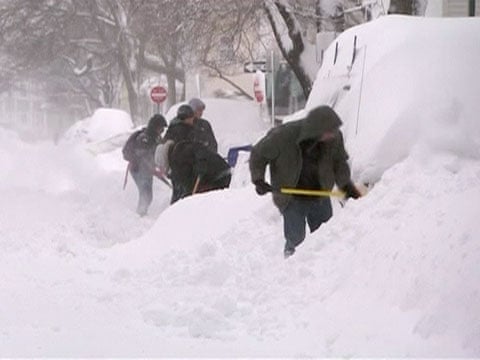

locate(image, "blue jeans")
[[131, 170, 153, 216], [281, 197, 333, 252]]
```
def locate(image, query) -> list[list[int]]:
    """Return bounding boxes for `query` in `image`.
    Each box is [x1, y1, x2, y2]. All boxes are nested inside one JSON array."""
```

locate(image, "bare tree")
[[2, 0, 353, 122], [263, 0, 316, 98], [189, 0, 266, 99], [0, 0, 187, 124], [134, 0, 191, 107], [0, 0, 120, 113]]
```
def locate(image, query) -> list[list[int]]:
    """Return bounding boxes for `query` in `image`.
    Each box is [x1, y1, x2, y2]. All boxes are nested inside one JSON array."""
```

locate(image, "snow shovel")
[[280, 187, 346, 198], [123, 163, 130, 190], [155, 173, 172, 188], [192, 176, 201, 195], [152, 167, 172, 188]]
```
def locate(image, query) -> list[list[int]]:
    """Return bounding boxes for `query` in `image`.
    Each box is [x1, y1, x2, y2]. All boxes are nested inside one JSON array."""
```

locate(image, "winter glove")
[[254, 179, 273, 195], [342, 182, 361, 199]]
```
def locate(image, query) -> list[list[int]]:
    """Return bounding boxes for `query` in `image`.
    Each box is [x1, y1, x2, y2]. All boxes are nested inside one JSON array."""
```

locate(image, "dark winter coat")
[[169, 116, 217, 152], [249, 105, 354, 211], [169, 140, 231, 201], [123, 114, 166, 174], [163, 121, 195, 144], [125, 128, 161, 174], [194, 117, 218, 153]]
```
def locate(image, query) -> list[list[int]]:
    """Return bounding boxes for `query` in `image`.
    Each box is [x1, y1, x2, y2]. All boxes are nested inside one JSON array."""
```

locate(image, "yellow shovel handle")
[[280, 187, 345, 198]]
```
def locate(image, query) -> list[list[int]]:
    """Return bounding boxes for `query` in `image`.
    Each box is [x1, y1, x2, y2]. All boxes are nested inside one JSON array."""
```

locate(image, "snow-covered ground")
[[0, 15, 479, 357]]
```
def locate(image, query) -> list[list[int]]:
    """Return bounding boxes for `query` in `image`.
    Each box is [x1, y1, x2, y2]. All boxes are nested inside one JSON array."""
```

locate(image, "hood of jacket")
[[297, 106, 342, 142]]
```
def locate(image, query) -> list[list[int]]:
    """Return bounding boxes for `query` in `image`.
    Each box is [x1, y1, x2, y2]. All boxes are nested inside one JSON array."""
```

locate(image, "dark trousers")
[[170, 180, 186, 204], [131, 170, 153, 216], [281, 197, 333, 252], [169, 175, 193, 205]]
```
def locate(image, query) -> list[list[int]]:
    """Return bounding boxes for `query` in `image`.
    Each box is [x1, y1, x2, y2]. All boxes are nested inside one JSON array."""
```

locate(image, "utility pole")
[[469, 0, 476, 16], [315, 0, 322, 32]]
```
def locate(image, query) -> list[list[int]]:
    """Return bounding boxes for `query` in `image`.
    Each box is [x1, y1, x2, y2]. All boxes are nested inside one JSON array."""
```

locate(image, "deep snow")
[[0, 15, 479, 357]]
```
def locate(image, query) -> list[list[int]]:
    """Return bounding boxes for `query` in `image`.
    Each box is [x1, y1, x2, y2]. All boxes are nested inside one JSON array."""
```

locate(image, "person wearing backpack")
[[122, 114, 167, 216]]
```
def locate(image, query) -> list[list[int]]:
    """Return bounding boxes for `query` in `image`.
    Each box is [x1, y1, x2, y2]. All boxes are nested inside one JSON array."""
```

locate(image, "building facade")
[[0, 82, 84, 142], [426, 0, 479, 17]]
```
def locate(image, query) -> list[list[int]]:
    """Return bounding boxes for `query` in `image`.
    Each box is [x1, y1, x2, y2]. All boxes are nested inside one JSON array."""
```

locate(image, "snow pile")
[[307, 15, 480, 183], [62, 108, 133, 144], [0, 128, 106, 194], [59, 108, 135, 172]]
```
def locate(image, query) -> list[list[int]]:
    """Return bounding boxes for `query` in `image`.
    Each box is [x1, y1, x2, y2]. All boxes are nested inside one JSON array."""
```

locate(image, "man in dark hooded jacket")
[[123, 114, 167, 216], [249, 105, 361, 258]]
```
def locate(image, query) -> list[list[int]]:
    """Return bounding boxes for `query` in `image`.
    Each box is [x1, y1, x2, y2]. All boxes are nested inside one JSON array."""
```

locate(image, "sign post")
[[244, 60, 267, 73], [270, 51, 275, 127], [150, 86, 167, 114], [253, 70, 267, 121]]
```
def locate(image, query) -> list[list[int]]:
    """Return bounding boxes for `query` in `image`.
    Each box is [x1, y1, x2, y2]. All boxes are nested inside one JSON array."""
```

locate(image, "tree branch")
[[204, 63, 253, 100]]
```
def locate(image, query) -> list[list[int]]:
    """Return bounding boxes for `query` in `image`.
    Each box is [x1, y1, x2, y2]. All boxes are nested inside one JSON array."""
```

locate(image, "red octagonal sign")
[[253, 77, 264, 103], [150, 86, 167, 104]]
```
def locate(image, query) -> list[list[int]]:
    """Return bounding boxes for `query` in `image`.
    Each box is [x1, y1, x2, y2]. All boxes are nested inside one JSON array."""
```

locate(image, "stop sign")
[[150, 86, 167, 104], [253, 77, 264, 103]]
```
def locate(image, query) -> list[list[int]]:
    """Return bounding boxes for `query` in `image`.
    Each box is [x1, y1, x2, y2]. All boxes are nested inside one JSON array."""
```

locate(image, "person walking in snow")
[[249, 105, 361, 258], [122, 114, 167, 216], [188, 98, 218, 153]]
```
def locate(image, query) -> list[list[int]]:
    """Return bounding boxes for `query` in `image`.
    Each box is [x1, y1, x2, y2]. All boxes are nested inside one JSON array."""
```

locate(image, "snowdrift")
[[307, 15, 480, 183]]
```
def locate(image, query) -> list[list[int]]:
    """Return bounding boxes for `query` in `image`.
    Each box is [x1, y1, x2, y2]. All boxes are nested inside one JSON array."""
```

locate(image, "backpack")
[[122, 129, 143, 162]]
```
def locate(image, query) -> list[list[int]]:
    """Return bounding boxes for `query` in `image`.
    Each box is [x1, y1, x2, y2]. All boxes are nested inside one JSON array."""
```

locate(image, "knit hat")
[[147, 114, 167, 132], [177, 104, 195, 120], [188, 98, 206, 112]]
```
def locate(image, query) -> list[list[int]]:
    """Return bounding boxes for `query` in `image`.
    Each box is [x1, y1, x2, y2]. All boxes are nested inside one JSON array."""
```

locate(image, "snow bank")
[[0, 128, 105, 194], [307, 16, 480, 183], [62, 108, 133, 144]]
